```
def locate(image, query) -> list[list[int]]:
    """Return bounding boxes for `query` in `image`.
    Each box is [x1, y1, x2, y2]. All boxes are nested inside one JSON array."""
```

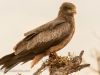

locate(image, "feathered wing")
[[14, 22, 70, 55], [14, 19, 66, 55], [24, 19, 65, 36], [27, 22, 70, 53]]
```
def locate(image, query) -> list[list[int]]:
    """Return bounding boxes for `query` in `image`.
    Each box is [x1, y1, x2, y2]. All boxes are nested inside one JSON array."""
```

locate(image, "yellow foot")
[[50, 52, 63, 67]]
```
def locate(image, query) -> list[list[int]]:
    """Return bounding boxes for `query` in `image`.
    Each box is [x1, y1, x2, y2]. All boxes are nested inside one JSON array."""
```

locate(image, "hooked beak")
[[71, 9, 77, 14]]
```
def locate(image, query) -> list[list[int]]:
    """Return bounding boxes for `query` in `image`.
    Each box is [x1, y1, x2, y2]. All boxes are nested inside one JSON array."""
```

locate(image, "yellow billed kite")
[[0, 2, 76, 73]]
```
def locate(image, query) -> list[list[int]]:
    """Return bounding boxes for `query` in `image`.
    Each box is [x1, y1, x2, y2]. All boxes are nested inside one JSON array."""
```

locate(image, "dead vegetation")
[[33, 50, 90, 75]]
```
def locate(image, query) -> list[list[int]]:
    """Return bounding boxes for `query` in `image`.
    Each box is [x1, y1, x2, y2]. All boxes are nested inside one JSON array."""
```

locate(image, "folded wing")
[[14, 21, 70, 55]]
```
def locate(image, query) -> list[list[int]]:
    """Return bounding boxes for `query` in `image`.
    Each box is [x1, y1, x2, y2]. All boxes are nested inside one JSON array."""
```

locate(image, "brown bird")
[[0, 2, 76, 73]]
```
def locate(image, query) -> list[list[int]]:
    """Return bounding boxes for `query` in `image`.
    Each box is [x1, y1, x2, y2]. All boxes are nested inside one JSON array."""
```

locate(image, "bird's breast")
[[44, 22, 75, 55]]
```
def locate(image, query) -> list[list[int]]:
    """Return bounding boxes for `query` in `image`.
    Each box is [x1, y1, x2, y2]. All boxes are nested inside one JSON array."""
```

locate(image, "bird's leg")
[[50, 52, 63, 66], [50, 52, 59, 60], [54, 52, 58, 59]]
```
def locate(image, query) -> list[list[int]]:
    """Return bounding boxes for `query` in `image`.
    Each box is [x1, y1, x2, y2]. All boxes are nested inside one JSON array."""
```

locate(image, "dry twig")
[[33, 50, 90, 75]]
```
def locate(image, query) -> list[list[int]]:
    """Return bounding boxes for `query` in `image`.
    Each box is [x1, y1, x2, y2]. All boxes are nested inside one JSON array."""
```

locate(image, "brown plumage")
[[0, 2, 76, 73]]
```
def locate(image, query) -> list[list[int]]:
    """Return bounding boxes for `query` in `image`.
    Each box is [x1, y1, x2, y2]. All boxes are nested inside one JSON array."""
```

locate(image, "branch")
[[33, 50, 90, 75]]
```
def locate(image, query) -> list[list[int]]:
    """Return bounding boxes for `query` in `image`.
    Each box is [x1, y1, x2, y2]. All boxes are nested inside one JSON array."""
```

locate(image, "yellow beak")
[[71, 9, 77, 14]]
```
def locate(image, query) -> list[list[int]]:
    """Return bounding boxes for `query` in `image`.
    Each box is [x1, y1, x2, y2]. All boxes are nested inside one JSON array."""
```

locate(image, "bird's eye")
[[67, 7, 71, 10]]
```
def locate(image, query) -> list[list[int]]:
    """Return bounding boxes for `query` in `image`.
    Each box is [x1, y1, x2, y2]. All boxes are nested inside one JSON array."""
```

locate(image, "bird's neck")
[[57, 12, 74, 23], [57, 11, 75, 27]]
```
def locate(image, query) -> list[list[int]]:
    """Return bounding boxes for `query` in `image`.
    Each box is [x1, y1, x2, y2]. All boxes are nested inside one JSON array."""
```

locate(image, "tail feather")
[[0, 53, 14, 65], [4, 52, 36, 68], [0, 52, 37, 73], [4, 62, 20, 74]]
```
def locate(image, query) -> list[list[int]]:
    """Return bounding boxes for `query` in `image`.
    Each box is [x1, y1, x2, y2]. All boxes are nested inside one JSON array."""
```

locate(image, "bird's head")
[[59, 2, 76, 16]]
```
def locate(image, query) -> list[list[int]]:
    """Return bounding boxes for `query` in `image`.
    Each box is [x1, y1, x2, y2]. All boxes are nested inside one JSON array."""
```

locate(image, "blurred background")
[[0, 0, 100, 75]]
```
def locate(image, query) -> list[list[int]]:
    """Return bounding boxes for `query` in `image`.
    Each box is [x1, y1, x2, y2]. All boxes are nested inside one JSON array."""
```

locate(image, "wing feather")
[[24, 19, 65, 37], [26, 22, 70, 53], [14, 20, 69, 55]]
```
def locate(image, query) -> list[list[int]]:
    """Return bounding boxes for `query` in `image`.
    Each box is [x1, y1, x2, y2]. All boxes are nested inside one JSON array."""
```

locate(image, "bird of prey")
[[0, 2, 76, 73]]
